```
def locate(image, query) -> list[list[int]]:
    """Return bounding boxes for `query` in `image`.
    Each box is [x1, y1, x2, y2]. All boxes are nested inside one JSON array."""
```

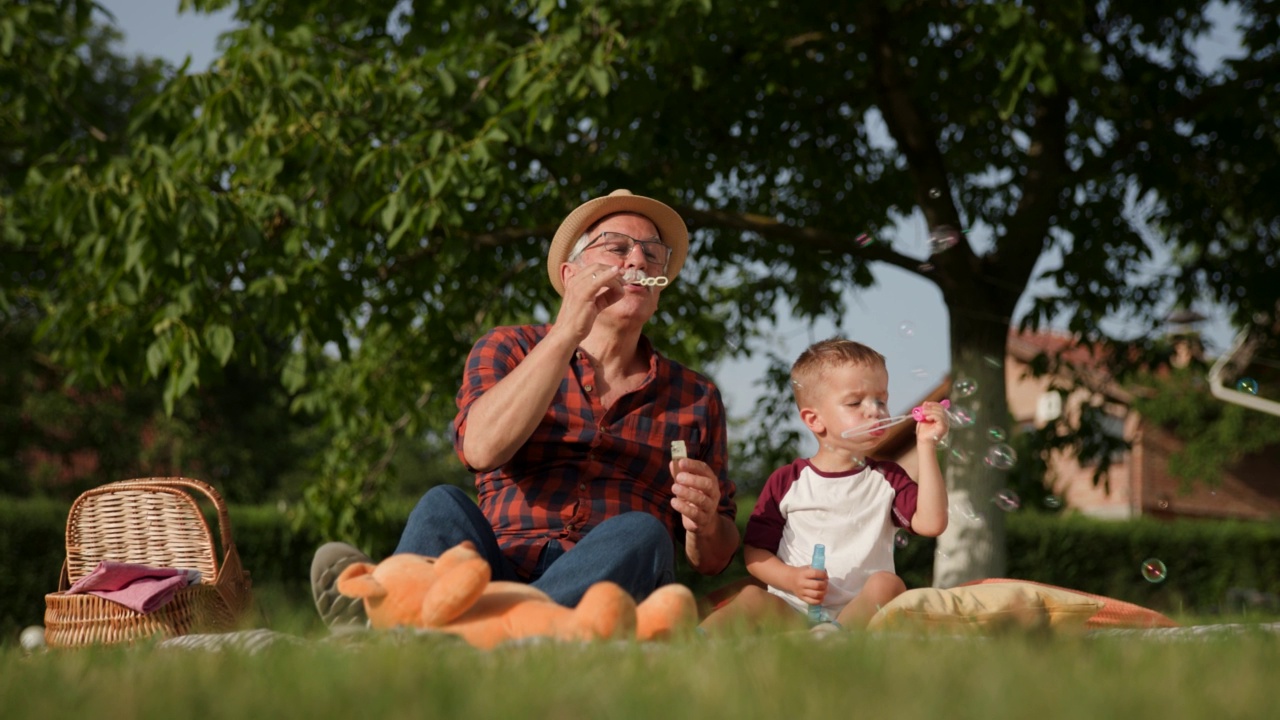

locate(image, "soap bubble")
[[1141, 558, 1167, 583], [1043, 495, 1063, 510], [947, 405, 975, 428], [855, 233, 873, 247], [935, 434, 950, 450], [894, 529, 910, 549], [928, 225, 961, 254], [987, 427, 1007, 442], [983, 355, 1002, 368], [949, 448, 970, 465], [928, 187, 943, 199], [1236, 378, 1259, 395], [992, 488, 1021, 512], [899, 321, 916, 337], [911, 366, 930, 379], [984, 443, 1017, 470], [954, 377, 978, 398]]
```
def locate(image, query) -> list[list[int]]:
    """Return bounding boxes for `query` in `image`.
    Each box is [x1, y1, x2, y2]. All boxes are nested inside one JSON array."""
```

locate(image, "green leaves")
[[436, 67, 457, 97], [281, 352, 306, 394], [9, 0, 1278, 557], [1133, 368, 1280, 487], [146, 338, 168, 380], [205, 323, 235, 367], [380, 191, 400, 232], [585, 65, 611, 96], [0, 14, 18, 57]]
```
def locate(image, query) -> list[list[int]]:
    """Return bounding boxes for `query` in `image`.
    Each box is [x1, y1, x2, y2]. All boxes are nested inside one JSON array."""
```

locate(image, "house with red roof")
[[870, 328, 1280, 521]]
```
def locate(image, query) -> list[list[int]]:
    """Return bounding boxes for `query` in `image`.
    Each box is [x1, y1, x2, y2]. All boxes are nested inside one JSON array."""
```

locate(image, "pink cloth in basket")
[[66, 561, 201, 614]]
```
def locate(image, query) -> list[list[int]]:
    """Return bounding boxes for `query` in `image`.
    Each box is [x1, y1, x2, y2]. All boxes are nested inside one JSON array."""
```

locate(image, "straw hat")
[[546, 189, 689, 295]]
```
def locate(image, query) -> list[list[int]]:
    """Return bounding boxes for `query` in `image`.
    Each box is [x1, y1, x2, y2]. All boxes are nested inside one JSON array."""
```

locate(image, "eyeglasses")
[[583, 232, 672, 269]]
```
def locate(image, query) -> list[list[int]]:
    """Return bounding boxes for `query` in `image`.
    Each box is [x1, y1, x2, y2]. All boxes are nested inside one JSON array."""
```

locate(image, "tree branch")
[[677, 205, 926, 275], [997, 90, 1070, 293], [378, 224, 556, 280], [859, 3, 961, 231], [856, 2, 983, 295]]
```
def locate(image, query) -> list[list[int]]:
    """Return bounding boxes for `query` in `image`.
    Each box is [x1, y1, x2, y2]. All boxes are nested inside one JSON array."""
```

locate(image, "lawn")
[[4, 606, 1278, 720], [7, 501, 1280, 720]]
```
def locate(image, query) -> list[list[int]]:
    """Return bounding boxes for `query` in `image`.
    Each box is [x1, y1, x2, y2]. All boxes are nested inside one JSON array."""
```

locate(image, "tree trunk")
[[930, 303, 1013, 587]]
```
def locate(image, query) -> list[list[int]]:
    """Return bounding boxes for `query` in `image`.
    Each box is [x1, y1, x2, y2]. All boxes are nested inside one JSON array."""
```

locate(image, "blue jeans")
[[394, 485, 676, 607]]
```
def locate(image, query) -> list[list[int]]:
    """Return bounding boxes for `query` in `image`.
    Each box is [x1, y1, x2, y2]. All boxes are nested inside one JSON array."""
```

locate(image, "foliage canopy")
[[5, 0, 1278, 573]]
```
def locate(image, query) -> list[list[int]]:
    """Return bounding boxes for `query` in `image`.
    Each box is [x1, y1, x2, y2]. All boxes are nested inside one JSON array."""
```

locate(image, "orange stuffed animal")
[[336, 541, 698, 649]]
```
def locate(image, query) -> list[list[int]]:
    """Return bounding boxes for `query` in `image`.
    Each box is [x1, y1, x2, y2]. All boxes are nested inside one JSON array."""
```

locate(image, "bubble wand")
[[839, 399, 950, 439], [623, 268, 669, 287]]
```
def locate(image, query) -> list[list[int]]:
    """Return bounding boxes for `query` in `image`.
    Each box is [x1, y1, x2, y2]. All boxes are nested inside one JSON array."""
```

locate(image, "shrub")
[[6, 496, 1280, 642]]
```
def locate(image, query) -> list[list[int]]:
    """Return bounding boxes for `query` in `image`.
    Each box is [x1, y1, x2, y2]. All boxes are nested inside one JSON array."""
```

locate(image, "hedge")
[[5, 495, 1280, 641], [890, 512, 1280, 614]]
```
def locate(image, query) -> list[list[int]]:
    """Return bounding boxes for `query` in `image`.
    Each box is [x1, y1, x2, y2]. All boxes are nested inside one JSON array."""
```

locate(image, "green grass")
[[240, 582, 328, 637], [4, 623, 1279, 719]]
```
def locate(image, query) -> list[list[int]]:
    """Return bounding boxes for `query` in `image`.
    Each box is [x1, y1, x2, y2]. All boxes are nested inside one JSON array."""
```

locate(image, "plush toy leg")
[[569, 582, 637, 641], [636, 585, 698, 641]]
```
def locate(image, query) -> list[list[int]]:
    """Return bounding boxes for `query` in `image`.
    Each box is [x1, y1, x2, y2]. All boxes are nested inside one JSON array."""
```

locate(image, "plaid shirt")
[[453, 324, 736, 580]]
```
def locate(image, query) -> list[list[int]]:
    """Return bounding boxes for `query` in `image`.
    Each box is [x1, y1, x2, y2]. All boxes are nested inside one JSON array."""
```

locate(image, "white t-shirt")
[[743, 457, 918, 616]]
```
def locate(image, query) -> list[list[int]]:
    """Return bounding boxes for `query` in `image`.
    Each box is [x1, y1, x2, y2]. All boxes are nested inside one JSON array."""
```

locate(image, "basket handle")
[[109, 477, 238, 569], [56, 558, 71, 592]]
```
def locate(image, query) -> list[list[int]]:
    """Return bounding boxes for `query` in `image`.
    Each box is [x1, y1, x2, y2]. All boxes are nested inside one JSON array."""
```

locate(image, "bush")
[[1, 496, 68, 639], [1004, 511, 1280, 612], [6, 496, 1280, 642]]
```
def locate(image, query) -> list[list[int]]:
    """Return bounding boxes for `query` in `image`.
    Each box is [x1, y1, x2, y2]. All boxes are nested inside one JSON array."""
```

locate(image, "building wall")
[[1005, 353, 1135, 519], [1139, 425, 1280, 520], [877, 334, 1280, 522]]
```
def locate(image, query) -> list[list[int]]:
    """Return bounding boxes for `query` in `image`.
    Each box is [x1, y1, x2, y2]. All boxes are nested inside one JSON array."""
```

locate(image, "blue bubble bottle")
[[808, 544, 828, 623]]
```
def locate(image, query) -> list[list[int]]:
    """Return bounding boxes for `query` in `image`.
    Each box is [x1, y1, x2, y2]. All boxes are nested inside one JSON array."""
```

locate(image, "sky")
[[94, 1, 1243, 452]]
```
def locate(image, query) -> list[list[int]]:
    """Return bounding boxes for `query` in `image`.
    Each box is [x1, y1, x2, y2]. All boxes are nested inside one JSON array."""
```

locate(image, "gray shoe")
[[311, 541, 373, 629]]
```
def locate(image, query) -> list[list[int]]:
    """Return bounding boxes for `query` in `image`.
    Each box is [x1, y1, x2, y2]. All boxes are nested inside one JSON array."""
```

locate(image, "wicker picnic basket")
[[43, 477, 253, 648]]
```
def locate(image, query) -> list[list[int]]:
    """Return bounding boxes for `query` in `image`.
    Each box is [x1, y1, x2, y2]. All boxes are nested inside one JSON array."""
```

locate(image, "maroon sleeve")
[[743, 460, 803, 552], [872, 459, 919, 531]]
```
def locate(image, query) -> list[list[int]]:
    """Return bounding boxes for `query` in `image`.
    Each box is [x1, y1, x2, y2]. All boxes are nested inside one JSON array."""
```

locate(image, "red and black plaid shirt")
[[453, 324, 737, 580]]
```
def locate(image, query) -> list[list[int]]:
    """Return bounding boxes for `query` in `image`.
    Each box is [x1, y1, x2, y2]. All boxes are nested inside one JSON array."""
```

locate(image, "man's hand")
[[790, 565, 829, 606], [669, 457, 722, 535], [552, 263, 622, 342]]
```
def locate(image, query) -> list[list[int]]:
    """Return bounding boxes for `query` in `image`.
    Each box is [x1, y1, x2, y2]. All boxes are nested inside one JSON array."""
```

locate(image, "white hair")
[[566, 233, 593, 263]]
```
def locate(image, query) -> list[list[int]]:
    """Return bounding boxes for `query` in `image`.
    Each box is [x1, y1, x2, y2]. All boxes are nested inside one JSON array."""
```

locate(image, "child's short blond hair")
[[790, 337, 886, 407]]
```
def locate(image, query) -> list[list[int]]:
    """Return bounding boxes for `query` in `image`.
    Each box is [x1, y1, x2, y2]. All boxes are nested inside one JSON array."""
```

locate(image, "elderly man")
[[313, 190, 739, 623]]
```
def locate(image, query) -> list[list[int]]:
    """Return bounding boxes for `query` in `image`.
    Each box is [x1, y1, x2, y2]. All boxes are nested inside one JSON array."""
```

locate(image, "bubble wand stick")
[[839, 399, 950, 439]]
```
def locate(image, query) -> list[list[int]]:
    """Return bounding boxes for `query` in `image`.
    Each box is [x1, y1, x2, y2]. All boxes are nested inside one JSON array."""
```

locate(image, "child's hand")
[[790, 565, 828, 606], [914, 400, 951, 444]]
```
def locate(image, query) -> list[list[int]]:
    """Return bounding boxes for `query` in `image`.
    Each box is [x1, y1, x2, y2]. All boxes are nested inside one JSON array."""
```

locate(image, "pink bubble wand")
[[911, 398, 951, 422]]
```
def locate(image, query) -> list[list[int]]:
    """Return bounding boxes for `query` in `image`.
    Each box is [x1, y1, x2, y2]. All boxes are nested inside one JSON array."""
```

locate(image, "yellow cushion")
[[867, 582, 1104, 633]]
